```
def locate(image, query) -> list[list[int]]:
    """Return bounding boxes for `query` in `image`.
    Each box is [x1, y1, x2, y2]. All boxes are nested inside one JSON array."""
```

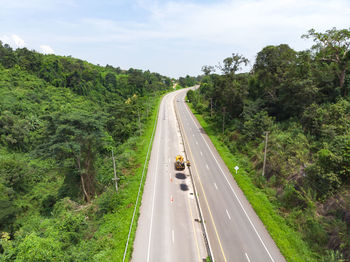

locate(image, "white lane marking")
[[214, 183, 218, 190], [196, 141, 198, 145], [206, 164, 209, 170], [183, 103, 276, 262], [226, 209, 231, 220], [245, 252, 251, 262], [147, 121, 162, 262], [200, 151, 203, 156], [172, 229, 175, 244], [192, 134, 194, 137]]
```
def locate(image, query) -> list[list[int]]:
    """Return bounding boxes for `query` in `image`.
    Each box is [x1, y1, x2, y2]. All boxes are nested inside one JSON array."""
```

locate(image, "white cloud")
[[12, 34, 25, 48], [65, 0, 350, 49], [0, 34, 26, 48], [40, 45, 55, 54]]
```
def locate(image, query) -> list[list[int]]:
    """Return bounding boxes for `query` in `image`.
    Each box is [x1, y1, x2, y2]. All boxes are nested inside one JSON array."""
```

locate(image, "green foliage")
[[192, 27, 350, 261], [187, 104, 316, 261], [241, 110, 274, 140], [0, 42, 170, 261], [16, 233, 65, 262], [302, 27, 350, 96]]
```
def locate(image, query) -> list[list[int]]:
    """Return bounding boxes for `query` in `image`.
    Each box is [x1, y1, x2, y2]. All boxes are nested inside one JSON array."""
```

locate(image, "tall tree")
[[218, 53, 249, 77], [43, 108, 108, 202], [302, 27, 350, 96]]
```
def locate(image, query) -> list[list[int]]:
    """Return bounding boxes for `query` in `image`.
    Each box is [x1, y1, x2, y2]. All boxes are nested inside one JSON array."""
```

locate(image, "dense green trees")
[[0, 42, 171, 260], [192, 27, 350, 260]]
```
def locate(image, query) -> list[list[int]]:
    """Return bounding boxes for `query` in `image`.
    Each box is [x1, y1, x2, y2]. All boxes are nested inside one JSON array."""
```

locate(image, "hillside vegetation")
[[188, 27, 350, 261], [0, 42, 172, 261]]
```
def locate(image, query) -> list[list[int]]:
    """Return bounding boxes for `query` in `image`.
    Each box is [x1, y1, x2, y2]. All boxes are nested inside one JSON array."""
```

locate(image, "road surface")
[[132, 87, 286, 262], [132, 90, 208, 262], [174, 88, 286, 262]]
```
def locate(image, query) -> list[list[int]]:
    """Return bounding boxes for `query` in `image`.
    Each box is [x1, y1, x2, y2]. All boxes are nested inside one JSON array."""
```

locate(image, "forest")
[[188, 27, 350, 261], [0, 42, 172, 261]]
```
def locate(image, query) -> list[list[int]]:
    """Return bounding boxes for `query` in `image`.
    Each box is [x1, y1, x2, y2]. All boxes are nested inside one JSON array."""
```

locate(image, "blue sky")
[[1, 0, 350, 78]]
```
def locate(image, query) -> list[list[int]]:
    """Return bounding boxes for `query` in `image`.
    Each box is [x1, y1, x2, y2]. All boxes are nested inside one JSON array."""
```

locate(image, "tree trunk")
[[339, 68, 346, 97], [82, 143, 95, 201], [76, 156, 90, 202], [80, 173, 90, 202]]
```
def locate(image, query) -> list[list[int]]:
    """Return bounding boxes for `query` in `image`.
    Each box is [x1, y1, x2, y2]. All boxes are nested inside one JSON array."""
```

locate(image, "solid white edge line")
[[183, 101, 276, 262]]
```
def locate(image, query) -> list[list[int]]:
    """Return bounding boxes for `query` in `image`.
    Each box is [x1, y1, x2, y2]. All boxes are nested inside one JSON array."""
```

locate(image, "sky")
[[0, 0, 350, 78]]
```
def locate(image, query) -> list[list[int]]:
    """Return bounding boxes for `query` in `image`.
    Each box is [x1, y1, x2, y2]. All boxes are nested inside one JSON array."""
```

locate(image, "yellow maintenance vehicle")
[[175, 155, 186, 171]]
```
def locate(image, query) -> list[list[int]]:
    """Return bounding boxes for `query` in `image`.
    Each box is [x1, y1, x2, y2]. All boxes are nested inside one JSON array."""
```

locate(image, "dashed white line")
[[200, 151, 203, 156], [172, 229, 175, 244], [214, 183, 218, 190], [192, 134, 194, 137], [226, 209, 231, 220], [196, 141, 198, 145], [245, 252, 251, 262], [183, 103, 276, 262], [206, 164, 209, 170]]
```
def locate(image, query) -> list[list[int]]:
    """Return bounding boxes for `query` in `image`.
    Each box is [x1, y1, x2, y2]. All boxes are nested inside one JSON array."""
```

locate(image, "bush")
[[16, 233, 65, 262], [241, 110, 274, 140], [306, 164, 341, 199]]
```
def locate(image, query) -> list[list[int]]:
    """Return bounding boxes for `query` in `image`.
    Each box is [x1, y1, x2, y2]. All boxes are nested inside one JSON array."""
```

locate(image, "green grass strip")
[[187, 103, 317, 262]]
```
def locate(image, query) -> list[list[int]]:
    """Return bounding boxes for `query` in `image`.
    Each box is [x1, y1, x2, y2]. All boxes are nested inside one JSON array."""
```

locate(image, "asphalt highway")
[[174, 88, 286, 262], [132, 90, 207, 262], [132, 87, 286, 262]]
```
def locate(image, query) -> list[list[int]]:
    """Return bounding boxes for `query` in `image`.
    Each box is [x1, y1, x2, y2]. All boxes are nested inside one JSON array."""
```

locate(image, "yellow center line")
[[176, 95, 227, 262]]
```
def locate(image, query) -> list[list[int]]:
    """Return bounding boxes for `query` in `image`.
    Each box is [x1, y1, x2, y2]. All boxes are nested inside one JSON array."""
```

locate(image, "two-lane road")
[[174, 88, 285, 262], [132, 90, 207, 262]]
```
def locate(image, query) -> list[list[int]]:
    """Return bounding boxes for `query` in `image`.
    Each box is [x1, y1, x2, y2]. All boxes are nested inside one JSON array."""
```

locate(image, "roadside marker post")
[[234, 166, 239, 174]]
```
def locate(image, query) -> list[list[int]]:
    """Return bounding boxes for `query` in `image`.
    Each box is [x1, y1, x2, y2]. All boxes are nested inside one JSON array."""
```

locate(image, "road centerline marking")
[[245, 252, 251, 262], [226, 209, 231, 220], [214, 183, 218, 190]]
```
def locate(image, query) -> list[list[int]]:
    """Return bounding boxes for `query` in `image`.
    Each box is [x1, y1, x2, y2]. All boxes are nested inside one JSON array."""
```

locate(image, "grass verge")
[[187, 103, 317, 262]]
